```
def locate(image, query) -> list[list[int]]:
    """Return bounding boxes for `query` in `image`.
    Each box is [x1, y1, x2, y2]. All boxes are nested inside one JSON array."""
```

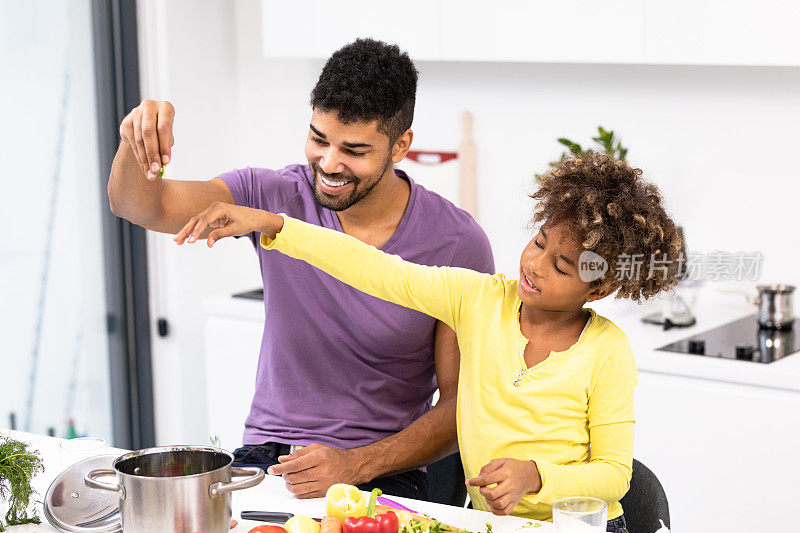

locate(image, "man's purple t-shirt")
[[219, 164, 495, 449]]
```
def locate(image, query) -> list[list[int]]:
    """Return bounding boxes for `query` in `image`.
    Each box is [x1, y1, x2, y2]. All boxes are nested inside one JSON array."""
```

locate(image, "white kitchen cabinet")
[[260, 0, 442, 61], [644, 0, 800, 66], [260, 0, 646, 64], [439, 0, 646, 64], [204, 302, 264, 453], [262, 0, 800, 67], [634, 371, 800, 533]]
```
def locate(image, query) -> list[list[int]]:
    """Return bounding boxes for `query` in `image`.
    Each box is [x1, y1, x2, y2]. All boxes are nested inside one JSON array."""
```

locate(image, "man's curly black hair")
[[310, 38, 418, 142]]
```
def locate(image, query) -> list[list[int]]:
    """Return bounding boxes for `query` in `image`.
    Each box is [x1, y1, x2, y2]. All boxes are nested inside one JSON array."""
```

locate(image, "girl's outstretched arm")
[[261, 213, 489, 330], [174, 204, 489, 330]]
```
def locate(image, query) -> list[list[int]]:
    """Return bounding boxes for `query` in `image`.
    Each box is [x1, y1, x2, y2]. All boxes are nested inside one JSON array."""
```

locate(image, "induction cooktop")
[[657, 314, 798, 363]]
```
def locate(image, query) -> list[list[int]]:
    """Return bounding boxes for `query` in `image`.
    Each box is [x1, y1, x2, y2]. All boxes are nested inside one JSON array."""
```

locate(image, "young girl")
[[176, 152, 682, 531]]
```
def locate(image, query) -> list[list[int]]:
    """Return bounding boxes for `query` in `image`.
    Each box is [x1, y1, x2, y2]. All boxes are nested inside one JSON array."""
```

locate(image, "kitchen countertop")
[[207, 283, 800, 393], [2, 430, 552, 532], [590, 285, 800, 393]]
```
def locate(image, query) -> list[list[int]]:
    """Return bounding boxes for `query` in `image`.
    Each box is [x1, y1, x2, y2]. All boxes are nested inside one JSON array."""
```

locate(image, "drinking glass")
[[553, 497, 608, 532], [58, 436, 108, 469]]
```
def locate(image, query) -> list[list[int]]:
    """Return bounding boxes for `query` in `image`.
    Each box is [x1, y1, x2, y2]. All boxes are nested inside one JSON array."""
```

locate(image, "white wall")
[[138, 0, 800, 445]]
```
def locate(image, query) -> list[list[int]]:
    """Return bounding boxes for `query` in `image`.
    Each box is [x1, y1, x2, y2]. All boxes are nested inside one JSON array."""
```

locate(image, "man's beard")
[[310, 156, 392, 212]]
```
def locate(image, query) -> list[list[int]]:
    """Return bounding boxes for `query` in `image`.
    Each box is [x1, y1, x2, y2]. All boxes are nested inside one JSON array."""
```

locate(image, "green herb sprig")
[[0, 436, 45, 531]]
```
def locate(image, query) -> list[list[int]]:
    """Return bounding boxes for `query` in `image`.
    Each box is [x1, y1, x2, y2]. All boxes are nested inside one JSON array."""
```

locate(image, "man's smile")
[[314, 165, 358, 196], [319, 174, 351, 188]]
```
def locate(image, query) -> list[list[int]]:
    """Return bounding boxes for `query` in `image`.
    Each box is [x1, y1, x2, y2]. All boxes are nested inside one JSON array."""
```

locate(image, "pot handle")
[[85, 469, 126, 500], [209, 467, 265, 498], [713, 283, 760, 305]]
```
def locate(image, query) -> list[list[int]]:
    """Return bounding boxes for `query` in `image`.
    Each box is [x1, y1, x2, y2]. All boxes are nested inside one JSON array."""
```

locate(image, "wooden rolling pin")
[[458, 111, 478, 221]]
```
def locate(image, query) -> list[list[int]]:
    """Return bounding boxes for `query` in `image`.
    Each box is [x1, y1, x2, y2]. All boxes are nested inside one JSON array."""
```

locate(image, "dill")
[[0, 436, 45, 531]]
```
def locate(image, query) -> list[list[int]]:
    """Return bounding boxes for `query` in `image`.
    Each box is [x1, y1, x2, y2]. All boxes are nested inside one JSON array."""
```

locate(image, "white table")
[[1, 430, 552, 532]]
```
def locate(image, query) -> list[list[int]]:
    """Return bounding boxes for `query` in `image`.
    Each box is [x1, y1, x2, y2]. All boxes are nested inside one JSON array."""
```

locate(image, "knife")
[[377, 496, 418, 515], [241, 511, 323, 523]]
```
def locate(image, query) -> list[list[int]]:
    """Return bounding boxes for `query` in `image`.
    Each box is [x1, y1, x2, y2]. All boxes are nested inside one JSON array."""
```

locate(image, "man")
[[109, 38, 494, 500]]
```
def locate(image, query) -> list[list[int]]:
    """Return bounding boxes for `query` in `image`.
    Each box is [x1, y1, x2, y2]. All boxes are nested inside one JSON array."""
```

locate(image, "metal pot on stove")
[[755, 284, 795, 330], [83, 445, 264, 533]]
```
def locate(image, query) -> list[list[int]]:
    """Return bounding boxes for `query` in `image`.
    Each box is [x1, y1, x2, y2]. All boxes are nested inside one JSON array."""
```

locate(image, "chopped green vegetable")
[[485, 524, 493, 533], [0, 436, 45, 531], [402, 517, 471, 533], [429, 521, 447, 533], [157, 164, 165, 179]]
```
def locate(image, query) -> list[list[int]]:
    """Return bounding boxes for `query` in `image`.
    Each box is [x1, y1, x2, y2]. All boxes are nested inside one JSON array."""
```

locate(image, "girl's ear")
[[585, 281, 616, 302]]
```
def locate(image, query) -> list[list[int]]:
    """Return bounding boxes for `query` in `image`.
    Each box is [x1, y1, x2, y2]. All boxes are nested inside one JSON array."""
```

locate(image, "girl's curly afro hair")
[[531, 152, 683, 302]]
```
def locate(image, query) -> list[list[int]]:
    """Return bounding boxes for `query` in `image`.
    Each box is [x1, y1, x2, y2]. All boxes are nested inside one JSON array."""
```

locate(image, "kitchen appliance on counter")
[[642, 227, 698, 329], [642, 282, 699, 329], [657, 314, 798, 363]]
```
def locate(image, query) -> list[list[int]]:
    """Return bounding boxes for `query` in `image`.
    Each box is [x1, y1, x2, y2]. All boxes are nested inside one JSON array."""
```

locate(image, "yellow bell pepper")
[[395, 510, 413, 532], [326, 483, 367, 522], [285, 515, 321, 533]]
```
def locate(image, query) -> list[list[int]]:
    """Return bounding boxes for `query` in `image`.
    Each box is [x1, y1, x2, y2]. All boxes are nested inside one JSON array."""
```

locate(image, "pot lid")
[[43, 454, 122, 533]]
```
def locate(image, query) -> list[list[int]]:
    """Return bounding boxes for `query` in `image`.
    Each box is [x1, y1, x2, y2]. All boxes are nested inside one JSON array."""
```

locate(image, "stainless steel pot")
[[84, 446, 263, 533], [756, 284, 795, 329]]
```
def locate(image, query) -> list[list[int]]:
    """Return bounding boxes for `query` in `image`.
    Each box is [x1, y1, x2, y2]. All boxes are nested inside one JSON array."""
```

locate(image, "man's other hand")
[[267, 443, 364, 499]]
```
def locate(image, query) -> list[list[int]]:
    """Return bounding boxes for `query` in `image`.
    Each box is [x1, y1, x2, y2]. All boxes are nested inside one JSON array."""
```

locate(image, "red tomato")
[[249, 526, 289, 533]]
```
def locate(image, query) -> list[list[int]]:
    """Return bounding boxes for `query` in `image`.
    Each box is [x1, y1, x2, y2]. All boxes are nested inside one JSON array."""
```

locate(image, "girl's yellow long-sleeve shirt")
[[262, 215, 637, 521]]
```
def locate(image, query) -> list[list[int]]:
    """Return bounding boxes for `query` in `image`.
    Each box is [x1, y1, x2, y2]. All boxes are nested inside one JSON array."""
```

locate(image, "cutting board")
[[399, 149, 460, 207], [397, 112, 478, 221], [374, 504, 471, 533]]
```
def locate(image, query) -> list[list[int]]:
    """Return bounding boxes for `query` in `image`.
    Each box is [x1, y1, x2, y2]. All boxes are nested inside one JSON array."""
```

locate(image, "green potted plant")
[[536, 126, 628, 180]]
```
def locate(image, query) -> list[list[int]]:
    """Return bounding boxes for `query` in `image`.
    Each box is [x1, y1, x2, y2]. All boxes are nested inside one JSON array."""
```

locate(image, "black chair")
[[619, 459, 670, 533], [426, 452, 468, 506]]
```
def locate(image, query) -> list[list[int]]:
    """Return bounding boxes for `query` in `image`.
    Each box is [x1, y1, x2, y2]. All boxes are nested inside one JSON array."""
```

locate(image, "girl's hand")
[[465, 458, 542, 516], [173, 202, 284, 247]]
